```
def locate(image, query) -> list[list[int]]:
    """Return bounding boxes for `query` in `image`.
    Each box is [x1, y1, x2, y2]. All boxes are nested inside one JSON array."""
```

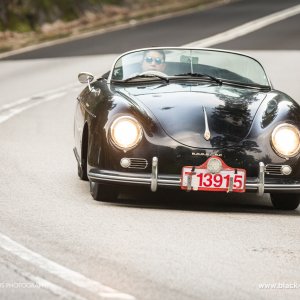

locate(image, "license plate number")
[[182, 168, 246, 192], [181, 159, 246, 193]]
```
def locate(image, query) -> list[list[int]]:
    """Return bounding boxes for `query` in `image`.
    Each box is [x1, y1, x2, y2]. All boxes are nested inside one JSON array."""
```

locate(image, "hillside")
[[0, 0, 218, 53]]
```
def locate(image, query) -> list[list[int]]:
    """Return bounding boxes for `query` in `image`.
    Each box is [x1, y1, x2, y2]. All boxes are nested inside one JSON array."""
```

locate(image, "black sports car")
[[74, 47, 300, 210]]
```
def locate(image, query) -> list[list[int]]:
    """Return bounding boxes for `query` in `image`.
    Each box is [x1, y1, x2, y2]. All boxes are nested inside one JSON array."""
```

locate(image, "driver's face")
[[142, 51, 166, 72]]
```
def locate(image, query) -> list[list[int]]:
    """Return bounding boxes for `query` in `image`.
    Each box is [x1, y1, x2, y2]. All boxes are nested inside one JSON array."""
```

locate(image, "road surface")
[[0, 0, 300, 299]]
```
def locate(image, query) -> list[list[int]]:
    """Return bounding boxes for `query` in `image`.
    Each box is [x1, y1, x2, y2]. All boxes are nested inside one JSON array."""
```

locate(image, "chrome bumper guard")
[[258, 162, 265, 196], [88, 158, 300, 194], [151, 157, 158, 192]]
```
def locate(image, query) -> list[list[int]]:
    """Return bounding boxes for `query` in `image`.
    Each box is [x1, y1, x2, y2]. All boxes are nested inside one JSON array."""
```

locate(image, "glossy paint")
[[74, 76, 300, 184]]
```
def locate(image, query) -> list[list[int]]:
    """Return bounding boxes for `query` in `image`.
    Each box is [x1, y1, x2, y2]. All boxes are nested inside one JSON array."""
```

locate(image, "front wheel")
[[78, 162, 88, 181], [90, 181, 118, 202], [270, 194, 300, 210]]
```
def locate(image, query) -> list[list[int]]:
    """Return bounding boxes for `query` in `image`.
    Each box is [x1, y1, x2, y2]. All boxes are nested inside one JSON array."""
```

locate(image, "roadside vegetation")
[[0, 0, 218, 53]]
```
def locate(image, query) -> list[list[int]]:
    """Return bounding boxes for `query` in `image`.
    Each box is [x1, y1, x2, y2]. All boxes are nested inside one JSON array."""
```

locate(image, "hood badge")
[[204, 131, 211, 141], [203, 107, 211, 141], [192, 152, 222, 157]]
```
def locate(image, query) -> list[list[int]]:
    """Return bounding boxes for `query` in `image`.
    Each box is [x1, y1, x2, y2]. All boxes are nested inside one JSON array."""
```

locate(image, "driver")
[[142, 50, 166, 72]]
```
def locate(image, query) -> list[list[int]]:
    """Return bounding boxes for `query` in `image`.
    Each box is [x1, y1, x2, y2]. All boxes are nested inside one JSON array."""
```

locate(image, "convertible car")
[[74, 47, 300, 210]]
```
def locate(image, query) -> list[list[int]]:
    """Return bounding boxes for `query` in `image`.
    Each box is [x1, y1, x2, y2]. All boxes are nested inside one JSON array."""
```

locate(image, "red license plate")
[[181, 157, 246, 193]]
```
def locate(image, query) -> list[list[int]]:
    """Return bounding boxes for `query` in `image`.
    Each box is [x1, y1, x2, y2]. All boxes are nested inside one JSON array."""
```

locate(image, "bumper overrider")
[[88, 157, 300, 195]]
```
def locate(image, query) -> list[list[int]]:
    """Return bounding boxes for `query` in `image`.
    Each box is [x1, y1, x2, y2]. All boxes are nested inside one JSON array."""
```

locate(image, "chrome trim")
[[88, 159, 300, 193], [203, 107, 211, 141], [187, 174, 192, 192], [78, 72, 100, 95], [78, 99, 96, 118], [107, 47, 272, 87], [246, 183, 300, 191], [78, 72, 94, 85], [151, 157, 158, 192], [281, 165, 292, 175], [271, 123, 300, 158], [129, 158, 148, 169], [89, 173, 151, 184], [73, 147, 80, 165], [88, 171, 300, 191], [265, 164, 293, 176], [110, 116, 143, 151], [186, 167, 196, 192], [227, 176, 234, 193], [265, 164, 283, 175], [120, 157, 148, 169], [258, 162, 265, 196]]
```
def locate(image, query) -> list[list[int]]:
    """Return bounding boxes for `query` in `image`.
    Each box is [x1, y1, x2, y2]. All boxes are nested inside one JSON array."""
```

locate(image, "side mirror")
[[78, 72, 100, 94], [78, 72, 94, 84]]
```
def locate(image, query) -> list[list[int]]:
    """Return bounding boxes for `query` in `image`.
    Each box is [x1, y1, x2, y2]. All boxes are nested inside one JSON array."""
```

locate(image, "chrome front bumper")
[[88, 157, 300, 194]]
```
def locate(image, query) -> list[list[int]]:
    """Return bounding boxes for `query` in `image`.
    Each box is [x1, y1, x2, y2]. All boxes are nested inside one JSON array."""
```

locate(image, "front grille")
[[265, 164, 282, 175], [128, 158, 148, 169]]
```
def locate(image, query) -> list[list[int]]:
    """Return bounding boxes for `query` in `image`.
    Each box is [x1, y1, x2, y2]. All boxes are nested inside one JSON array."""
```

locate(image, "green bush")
[[0, 0, 201, 33], [0, 0, 112, 32]]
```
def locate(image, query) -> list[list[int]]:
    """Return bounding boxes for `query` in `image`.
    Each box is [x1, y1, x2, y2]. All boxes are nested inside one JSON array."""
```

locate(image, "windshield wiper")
[[175, 72, 222, 85], [219, 79, 271, 90], [123, 73, 169, 83]]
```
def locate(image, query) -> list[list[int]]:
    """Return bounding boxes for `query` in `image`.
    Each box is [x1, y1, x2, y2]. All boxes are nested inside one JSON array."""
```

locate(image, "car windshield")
[[110, 48, 270, 87]]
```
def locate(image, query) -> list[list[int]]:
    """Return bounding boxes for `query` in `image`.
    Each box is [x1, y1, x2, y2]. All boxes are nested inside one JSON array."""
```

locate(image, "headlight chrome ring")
[[110, 116, 143, 151], [271, 123, 300, 158]]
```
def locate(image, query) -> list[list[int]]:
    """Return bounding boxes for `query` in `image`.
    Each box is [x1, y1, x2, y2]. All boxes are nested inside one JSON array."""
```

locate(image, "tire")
[[270, 194, 300, 210], [78, 162, 88, 181], [90, 181, 118, 202], [78, 125, 89, 181]]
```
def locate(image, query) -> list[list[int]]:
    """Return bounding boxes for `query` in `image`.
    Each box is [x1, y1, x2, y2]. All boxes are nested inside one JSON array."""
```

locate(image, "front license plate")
[[181, 157, 246, 193]]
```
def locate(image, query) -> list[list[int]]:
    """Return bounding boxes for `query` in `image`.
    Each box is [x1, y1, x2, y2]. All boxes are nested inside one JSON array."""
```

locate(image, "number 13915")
[[197, 172, 243, 189]]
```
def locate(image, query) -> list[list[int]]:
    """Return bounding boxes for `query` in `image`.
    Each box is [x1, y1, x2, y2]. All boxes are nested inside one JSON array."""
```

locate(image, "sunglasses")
[[144, 56, 164, 65]]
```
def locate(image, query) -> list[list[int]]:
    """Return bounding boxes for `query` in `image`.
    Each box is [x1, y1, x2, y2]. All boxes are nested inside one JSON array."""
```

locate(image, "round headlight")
[[271, 123, 300, 158], [110, 116, 143, 151]]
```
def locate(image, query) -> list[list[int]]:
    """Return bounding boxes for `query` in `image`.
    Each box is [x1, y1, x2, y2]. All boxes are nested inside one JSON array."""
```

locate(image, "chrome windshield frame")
[[107, 47, 272, 88]]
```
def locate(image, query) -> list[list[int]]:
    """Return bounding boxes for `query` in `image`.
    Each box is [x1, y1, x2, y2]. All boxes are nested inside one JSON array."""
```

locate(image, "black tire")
[[270, 194, 300, 210], [78, 162, 88, 181], [90, 181, 118, 202], [78, 125, 89, 181]]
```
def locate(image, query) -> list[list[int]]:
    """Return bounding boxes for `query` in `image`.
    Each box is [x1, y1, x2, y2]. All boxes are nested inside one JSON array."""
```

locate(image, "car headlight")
[[110, 116, 143, 151], [271, 123, 300, 158]]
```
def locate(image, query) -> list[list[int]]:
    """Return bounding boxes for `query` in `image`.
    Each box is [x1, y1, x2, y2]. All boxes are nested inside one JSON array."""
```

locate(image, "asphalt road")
[[1, 0, 300, 299], [1, 0, 300, 60]]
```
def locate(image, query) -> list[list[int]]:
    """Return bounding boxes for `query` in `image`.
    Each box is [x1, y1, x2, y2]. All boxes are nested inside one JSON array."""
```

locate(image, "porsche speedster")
[[74, 47, 300, 210]]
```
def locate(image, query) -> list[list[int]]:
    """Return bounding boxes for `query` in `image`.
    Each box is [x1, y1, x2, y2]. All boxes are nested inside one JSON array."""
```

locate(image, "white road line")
[[0, 4, 298, 300], [25, 275, 88, 300], [184, 4, 300, 47], [0, 233, 136, 300], [3, 260, 88, 300], [0, 84, 77, 124]]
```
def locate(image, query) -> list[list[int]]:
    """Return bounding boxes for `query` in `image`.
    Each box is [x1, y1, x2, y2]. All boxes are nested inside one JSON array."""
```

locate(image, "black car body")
[[74, 47, 300, 210]]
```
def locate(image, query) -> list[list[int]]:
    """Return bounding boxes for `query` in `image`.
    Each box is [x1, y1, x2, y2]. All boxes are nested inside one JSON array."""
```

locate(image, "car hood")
[[117, 83, 267, 148]]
